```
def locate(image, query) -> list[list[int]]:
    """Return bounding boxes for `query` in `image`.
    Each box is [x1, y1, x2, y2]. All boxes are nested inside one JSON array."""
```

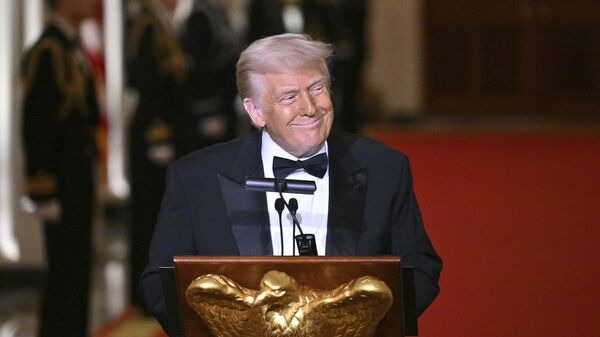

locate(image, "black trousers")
[[39, 224, 92, 337]]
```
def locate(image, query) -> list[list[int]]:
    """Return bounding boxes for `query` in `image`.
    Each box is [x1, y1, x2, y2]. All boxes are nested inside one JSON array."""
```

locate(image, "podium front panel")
[[173, 256, 405, 337]]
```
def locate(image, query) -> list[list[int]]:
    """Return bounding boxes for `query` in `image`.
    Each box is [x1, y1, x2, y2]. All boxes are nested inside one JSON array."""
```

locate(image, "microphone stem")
[[278, 191, 304, 235], [277, 211, 284, 256], [292, 217, 296, 256]]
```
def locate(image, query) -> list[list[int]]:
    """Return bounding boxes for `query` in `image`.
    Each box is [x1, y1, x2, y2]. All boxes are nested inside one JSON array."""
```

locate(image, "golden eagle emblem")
[[185, 270, 393, 337]]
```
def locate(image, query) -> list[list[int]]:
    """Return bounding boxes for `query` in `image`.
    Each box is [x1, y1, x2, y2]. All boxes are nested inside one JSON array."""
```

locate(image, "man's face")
[[245, 64, 334, 158], [61, 0, 97, 23]]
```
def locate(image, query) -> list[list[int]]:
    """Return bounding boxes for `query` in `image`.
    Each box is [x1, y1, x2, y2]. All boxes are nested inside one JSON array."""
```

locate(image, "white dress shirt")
[[261, 131, 329, 256]]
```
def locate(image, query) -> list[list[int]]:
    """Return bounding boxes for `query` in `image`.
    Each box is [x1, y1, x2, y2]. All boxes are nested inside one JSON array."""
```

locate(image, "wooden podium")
[[161, 256, 417, 337]]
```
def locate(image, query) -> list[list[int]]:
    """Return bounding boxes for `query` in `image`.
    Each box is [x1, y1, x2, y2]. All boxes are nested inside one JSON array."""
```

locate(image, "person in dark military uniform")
[[180, 0, 240, 148], [303, 0, 369, 133], [125, 0, 192, 310], [246, 0, 287, 43], [21, 0, 99, 336]]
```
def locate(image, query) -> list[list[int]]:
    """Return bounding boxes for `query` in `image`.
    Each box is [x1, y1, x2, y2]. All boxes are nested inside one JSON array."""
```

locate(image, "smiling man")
[[141, 34, 442, 336], [240, 39, 334, 158]]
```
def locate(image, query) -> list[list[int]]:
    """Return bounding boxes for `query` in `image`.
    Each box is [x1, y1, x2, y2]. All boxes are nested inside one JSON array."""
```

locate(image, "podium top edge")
[[173, 256, 401, 264]]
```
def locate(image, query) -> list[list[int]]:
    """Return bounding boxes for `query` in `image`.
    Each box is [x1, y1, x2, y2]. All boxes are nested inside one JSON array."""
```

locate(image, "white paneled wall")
[[366, 0, 423, 116], [0, 0, 44, 267]]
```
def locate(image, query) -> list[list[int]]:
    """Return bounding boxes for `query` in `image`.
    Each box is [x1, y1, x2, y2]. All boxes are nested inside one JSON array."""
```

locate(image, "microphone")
[[274, 198, 285, 256], [284, 197, 317, 256], [245, 177, 316, 194], [289, 198, 299, 213], [244, 178, 318, 256]]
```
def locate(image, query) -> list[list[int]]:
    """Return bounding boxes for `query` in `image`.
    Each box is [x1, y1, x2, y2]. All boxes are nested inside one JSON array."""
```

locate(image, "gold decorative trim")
[[25, 174, 57, 196], [144, 119, 173, 143]]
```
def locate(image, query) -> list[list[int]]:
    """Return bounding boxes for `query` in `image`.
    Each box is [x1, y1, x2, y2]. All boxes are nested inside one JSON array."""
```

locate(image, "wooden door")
[[424, 0, 600, 116]]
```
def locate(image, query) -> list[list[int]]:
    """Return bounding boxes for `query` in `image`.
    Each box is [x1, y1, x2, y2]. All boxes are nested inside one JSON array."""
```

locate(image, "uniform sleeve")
[[21, 41, 65, 201]]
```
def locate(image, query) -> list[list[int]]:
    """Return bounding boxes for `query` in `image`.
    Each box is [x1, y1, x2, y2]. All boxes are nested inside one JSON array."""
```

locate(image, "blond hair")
[[236, 33, 333, 101]]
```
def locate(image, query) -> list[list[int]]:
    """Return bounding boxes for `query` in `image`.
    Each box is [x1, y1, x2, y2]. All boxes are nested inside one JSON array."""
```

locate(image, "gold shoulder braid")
[[23, 38, 68, 101], [23, 37, 90, 120], [126, 12, 155, 61], [186, 270, 393, 337], [63, 47, 90, 119], [152, 24, 187, 82], [126, 12, 187, 82]]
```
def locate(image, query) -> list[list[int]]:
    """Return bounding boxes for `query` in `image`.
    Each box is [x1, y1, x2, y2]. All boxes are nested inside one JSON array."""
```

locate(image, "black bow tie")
[[273, 153, 328, 179]]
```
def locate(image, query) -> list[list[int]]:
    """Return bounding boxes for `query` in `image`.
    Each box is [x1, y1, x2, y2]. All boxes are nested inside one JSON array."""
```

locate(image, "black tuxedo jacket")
[[141, 130, 442, 334]]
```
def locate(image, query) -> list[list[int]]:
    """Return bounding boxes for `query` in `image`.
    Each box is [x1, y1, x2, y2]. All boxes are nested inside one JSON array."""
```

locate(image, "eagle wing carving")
[[185, 274, 265, 337], [307, 276, 394, 337]]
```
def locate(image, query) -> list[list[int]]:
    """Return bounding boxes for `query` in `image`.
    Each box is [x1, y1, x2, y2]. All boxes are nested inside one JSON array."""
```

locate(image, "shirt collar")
[[50, 13, 79, 42]]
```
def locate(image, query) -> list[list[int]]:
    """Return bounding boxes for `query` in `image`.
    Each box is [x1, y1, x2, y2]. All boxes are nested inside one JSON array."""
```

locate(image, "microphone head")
[[274, 198, 285, 214], [244, 177, 316, 194], [289, 198, 298, 213]]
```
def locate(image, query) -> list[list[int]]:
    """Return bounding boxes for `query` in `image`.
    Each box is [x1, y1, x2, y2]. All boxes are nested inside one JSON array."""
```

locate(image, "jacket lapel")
[[325, 133, 367, 255], [218, 131, 273, 256]]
